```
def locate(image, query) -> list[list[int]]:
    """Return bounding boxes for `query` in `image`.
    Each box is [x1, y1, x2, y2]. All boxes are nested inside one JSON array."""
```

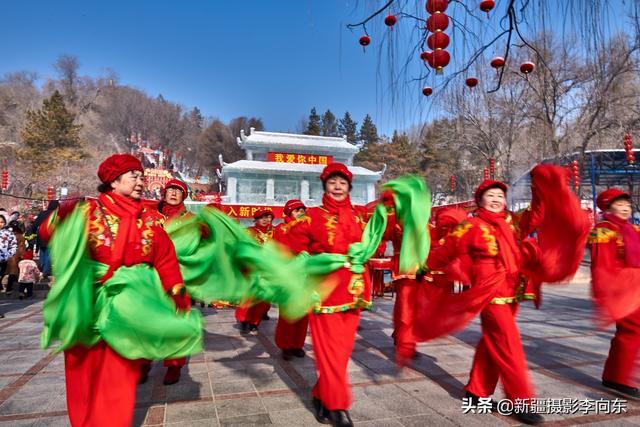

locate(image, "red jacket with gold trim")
[[286, 205, 372, 313]]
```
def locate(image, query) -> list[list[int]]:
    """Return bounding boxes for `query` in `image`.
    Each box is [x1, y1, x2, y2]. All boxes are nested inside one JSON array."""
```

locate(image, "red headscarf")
[[283, 199, 306, 217], [320, 163, 353, 184], [98, 154, 143, 184], [161, 179, 189, 219]]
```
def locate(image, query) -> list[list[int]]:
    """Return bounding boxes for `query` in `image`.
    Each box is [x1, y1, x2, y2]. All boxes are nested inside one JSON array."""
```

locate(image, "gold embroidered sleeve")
[[587, 227, 618, 245], [451, 221, 473, 239]]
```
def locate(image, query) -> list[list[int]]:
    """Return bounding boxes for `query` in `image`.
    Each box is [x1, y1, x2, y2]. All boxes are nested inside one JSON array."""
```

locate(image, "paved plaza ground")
[[0, 267, 638, 426]]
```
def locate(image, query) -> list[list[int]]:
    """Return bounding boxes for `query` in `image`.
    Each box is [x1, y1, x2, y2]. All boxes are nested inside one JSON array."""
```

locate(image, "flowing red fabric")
[[593, 265, 640, 325], [321, 194, 361, 252], [97, 192, 143, 282], [160, 202, 185, 220], [525, 164, 591, 283], [603, 213, 640, 267], [476, 207, 520, 276]]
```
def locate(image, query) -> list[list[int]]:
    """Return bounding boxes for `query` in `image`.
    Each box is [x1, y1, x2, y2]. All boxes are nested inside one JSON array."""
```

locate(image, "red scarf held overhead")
[[98, 192, 143, 275], [322, 193, 361, 253], [603, 213, 640, 267], [160, 201, 186, 220], [476, 207, 521, 275]]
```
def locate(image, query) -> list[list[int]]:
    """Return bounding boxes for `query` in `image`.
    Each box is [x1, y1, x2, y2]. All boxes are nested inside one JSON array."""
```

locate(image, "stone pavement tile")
[[268, 407, 323, 426], [580, 416, 640, 426], [25, 373, 65, 386], [349, 393, 400, 422], [165, 401, 217, 423], [0, 418, 34, 426], [212, 379, 256, 395], [0, 396, 54, 416], [220, 412, 271, 426], [353, 419, 403, 426], [397, 414, 459, 426], [0, 376, 19, 388], [215, 396, 266, 420], [11, 382, 64, 400], [252, 374, 297, 392], [46, 395, 67, 412], [260, 394, 307, 413], [0, 362, 35, 375], [164, 373, 213, 402], [32, 415, 69, 426], [133, 407, 152, 426], [165, 421, 218, 427], [356, 384, 434, 418]]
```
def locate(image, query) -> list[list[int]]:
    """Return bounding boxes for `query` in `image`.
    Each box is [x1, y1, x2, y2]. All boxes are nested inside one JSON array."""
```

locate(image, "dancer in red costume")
[[139, 178, 193, 385], [273, 199, 310, 360], [589, 188, 640, 399], [287, 163, 371, 427], [40, 154, 190, 427], [235, 209, 274, 334]]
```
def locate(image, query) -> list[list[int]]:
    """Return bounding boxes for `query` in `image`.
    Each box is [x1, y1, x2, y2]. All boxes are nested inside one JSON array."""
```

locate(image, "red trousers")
[[275, 314, 309, 350], [465, 303, 534, 401], [64, 342, 140, 427], [393, 279, 418, 361], [309, 310, 360, 410], [235, 301, 271, 326], [603, 306, 640, 387]]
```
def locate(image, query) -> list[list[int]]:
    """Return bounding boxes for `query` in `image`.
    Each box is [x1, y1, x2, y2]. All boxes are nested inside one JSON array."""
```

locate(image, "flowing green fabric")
[[41, 203, 204, 360], [167, 175, 431, 319]]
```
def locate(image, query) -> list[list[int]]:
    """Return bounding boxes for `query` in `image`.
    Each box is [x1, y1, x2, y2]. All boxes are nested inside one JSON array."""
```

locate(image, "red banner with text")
[[267, 152, 333, 165]]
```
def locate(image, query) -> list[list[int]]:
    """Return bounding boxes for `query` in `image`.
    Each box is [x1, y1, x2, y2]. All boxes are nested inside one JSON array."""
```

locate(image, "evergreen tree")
[[187, 107, 204, 129], [338, 111, 358, 144], [304, 107, 321, 135], [19, 90, 86, 178], [358, 114, 379, 146], [321, 109, 338, 137]]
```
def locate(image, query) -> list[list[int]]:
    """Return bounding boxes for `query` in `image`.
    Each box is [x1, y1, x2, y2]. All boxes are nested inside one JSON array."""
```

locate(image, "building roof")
[[237, 129, 359, 154], [222, 160, 382, 180]]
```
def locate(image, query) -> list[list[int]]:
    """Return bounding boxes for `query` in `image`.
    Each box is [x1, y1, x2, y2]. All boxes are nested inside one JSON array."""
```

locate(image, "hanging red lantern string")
[[489, 158, 495, 178], [624, 133, 636, 164], [520, 61, 535, 74], [490, 56, 505, 69], [449, 175, 456, 192], [422, 86, 433, 96], [466, 77, 479, 88], [384, 15, 397, 28], [480, 0, 495, 13], [483, 168, 490, 180], [425, 0, 450, 75]]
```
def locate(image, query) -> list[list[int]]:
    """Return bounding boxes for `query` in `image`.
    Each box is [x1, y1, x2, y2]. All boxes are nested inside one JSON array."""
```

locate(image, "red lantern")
[[624, 133, 635, 164], [426, 0, 449, 14], [426, 13, 449, 32], [571, 160, 580, 189], [466, 77, 479, 87], [480, 0, 495, 12], [384, 15, 397, 27], [429, 50, 451, 74], [490, 56, 505, 69], [1, 170, 7, 191], [47, 186, 55, 201], [489, 158, 495, 176], [483, 168, 490, 180], [449, 174, 456, 192], [422, 86, 433, 96], [420, 51, 432, 61], [359, 35, 371, 46], [520, 61, 535, 74], [427, 32, 450, 50]]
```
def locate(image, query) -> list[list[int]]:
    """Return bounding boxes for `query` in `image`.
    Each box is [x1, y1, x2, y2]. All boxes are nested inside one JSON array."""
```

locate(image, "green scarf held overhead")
[[41, 203, 203, 360]]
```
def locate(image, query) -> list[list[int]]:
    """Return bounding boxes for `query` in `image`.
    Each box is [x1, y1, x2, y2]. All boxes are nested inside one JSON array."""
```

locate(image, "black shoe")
[[138, 363, 151, 384], [249, 324, 258, 334], [240, 322, 250, 335], [603, 380, 640, 399], [291, 348, 306, 358], [312, 397, 331, 424], [262, 312, 270, 320], [328, 410, 353, 427], [464, 391, 498, 411], [513, 410, 544, 425], [282, 349, 293, 361], [0, 313, 4, 318]]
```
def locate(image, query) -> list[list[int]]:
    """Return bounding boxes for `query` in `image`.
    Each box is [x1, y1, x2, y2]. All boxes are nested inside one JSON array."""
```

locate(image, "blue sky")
[[1, 1, 634, 136], [2, 1, 388, 132]]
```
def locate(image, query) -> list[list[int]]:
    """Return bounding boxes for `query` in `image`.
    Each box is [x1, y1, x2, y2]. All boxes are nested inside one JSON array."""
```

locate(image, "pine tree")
[[19, 90, 86, 178], [338, 112, 358, 144], [321, 109, 338, 137], [358, 114, 379, 146], [304, 107, 321, 135]]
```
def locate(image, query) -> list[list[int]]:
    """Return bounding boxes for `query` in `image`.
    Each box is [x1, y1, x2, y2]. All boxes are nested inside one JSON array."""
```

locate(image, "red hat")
[[98, 154, 143, 184], [320, 162, 353, 183], [165, 179, 189, 195], [596, 188, 630, 211], [474, 179, 508, 204], [23, 250, 34, 260], [253, 208, 274, 220], [436, 208, 468, 228], [283, 199, 306, 217]]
